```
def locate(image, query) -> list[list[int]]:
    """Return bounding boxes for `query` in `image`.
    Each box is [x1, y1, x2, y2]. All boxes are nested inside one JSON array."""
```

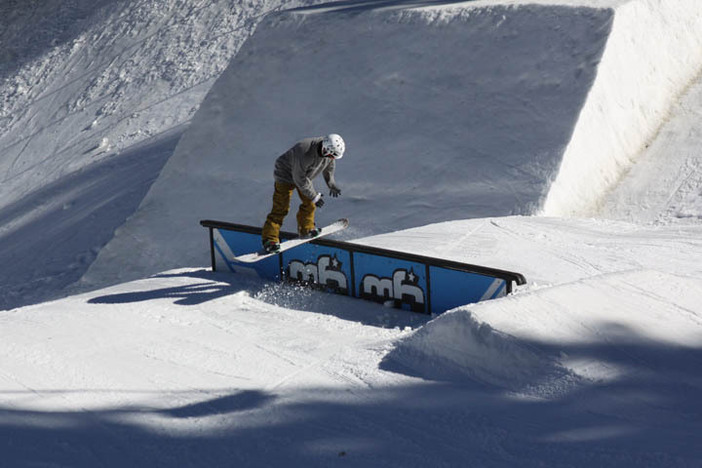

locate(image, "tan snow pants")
[[261, 182, 316, 244]]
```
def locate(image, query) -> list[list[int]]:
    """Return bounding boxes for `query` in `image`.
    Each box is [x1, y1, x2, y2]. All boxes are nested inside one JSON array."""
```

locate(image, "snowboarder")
[[261, 134, 345, 253]]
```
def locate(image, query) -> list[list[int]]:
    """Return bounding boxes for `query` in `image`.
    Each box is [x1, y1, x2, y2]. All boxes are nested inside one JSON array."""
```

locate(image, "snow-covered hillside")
[[2, 217, 702, 466], [2, 0, 702, 466], [600, 73, 702, 224], [1, 0, 280, 206], [0, 0, 320, 310], [542, 0, 702, 216], [82, 2, 613, 288], [80, 0, 702, 291]]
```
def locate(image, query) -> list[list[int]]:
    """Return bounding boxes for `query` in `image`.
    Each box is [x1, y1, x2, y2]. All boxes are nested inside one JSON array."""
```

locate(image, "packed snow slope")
[[81, 0, 702, 290], [2, 1, 702, 466], [600, 72, 702, 224], [2, 216, 702, 467], [0, 0, 321, 207], [0, 0, 322, 310], [542, 0, 702, 216]]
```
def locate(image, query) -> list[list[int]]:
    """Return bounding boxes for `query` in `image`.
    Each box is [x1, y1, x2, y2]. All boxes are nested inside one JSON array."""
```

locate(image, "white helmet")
[[321, 134, 345, 160]]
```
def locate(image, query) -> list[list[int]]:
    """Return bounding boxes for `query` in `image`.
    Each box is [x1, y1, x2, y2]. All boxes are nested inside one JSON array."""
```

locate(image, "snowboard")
[[234, 218, 349, 263]]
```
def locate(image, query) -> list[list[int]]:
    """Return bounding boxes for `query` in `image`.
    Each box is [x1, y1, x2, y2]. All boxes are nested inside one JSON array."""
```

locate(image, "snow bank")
[[386, 269, 702, 395], [82, 2, 614, 288], [542, 0, 702, 216], [384, 308, 576, 394], [0, 0, 317, 208], [0, 0, 321, 309], [601, 74, 702, 224]]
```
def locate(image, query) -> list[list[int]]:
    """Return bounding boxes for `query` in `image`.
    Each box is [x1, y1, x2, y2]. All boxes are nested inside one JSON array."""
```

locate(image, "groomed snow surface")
[[2, 0, 702, 466]]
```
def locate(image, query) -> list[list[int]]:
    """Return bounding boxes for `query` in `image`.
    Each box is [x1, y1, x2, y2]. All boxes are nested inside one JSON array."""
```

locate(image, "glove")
[[315, 194, 325, 208], [329, 186, 341, 198]]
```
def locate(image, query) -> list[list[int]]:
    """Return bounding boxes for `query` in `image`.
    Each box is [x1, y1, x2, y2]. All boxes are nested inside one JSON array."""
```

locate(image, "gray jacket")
[[274, 137, 338, 202]]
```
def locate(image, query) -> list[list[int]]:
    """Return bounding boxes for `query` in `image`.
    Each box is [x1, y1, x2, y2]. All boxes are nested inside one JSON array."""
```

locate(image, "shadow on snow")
[[0, 0, 126, 80], [0, 130, 181, 311], [88, 268, 430, 330], [1, 337, 702, 468]]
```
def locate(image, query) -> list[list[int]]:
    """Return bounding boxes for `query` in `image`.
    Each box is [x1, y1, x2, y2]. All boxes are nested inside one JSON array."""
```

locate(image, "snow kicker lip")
[[382, 309, 580, 395]]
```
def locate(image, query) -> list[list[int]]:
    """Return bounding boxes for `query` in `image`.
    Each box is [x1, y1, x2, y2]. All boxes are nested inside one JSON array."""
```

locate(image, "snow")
[[81, 2, 618, 287], [0, 0, 318, 310], [4, 263, 702, 466], [390, 269, 702, 386], [542, 0, 702, 217], [354, 216, 702, 285], [600, 72, 702, 224], [2, 0, 702, 466]]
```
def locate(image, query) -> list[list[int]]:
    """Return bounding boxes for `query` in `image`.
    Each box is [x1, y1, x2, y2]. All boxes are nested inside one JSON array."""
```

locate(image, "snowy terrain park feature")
[[201, 219, 526, 314], [2, 0, 702, 466], [79, 0, 702, 287]]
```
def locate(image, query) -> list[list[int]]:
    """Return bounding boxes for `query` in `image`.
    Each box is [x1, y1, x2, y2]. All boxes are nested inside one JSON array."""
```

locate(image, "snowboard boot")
[[299, 226, 322, 239], [262, 239, 281, 253]]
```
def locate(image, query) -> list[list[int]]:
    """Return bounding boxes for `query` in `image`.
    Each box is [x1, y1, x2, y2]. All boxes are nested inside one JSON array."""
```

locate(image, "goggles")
[[322, 148, 338, 159]]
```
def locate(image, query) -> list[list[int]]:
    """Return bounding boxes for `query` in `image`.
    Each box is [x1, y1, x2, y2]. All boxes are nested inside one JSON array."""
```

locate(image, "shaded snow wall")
[[81, 3, 613, 288], [542, 0, 702, 216]]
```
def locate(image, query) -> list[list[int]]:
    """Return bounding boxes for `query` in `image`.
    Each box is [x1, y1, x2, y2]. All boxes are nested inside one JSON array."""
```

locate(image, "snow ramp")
[[152, 1, 611, 227], [384, 269, 702, 395], [543, 0, 702, 216], [82, 1, 611, 287], [82, 0, 701, 289]]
